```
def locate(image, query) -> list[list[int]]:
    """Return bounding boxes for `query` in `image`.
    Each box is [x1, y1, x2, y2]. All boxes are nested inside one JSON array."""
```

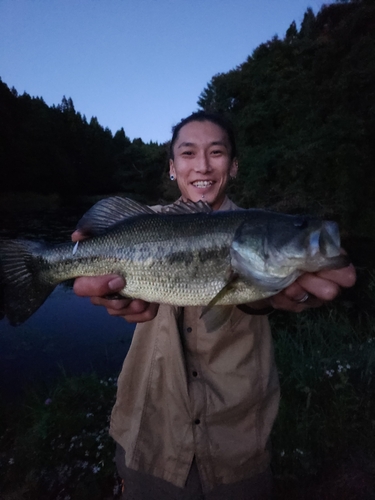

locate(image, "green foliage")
[[0, 81, 167, 201], [270, 297, 375, 497], [198, 0, 375, 238], [0, 374, 121, 499], [113, 138, 167, 202]]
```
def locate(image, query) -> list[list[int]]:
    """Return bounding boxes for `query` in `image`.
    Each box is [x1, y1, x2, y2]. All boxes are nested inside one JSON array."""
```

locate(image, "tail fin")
[[0, 239, 56, 326]]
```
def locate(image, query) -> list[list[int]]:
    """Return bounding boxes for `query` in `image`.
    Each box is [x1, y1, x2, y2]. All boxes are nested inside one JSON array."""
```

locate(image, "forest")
[[1, 0, 375, 237], [0, 89, 168, 203]]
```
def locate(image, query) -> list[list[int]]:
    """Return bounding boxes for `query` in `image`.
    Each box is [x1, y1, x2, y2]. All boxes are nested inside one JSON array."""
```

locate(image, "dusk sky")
[[1, 0, 329, 143]]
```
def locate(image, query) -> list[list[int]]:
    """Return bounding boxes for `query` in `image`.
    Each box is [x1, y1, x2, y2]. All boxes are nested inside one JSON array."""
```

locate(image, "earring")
[[230, 175, 237, 180], [170, 175, 175, 181]]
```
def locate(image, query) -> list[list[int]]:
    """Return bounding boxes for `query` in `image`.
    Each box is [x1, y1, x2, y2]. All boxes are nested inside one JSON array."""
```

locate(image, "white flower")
[[92, 465, 101, 474], [8, 458, 14, 465]]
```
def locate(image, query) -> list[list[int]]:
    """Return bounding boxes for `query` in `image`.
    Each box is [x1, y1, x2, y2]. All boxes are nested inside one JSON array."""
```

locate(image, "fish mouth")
[[305, 221, 349, 269], [309, 221, 341, 258], [191, 180, 215, 188]]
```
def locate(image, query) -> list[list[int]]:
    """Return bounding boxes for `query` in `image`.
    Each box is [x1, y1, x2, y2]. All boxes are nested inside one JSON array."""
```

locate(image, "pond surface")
[[0, 203, 135, 402]]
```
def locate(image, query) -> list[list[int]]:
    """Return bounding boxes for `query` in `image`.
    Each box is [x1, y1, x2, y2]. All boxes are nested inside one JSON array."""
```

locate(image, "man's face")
[[169, 120, 238, 211]]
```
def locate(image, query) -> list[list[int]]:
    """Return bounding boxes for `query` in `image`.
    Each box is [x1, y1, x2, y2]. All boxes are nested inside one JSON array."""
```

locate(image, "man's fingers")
[[281, 273, 343, 303], [270, 291, 322, 312], [91, 297, 146, 313], [279, 280, 307, 302], [120, 303, 160, 323], [296, 274, 341, 302], [91, 296, 133, 309], [73, 275, 125, 297], [315, 264, 356, 288], [71, 230, 87, 242], [99, 300, 160, 323]]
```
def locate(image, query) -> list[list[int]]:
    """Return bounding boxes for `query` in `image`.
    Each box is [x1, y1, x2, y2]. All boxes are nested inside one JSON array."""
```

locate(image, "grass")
[[270, 269, 375, 498], [1, 270, 375, 499], [0, 374, 122, 500]]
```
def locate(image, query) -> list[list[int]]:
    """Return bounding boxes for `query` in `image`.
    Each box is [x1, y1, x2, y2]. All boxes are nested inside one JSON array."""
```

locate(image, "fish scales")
[[114, 211, 263, 305], [0, 198, 349, 326], [39, 211, 248, 305]]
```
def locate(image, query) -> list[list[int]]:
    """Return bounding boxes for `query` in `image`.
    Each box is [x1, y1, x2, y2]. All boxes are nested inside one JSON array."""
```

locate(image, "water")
[[0, 203, 135, 402]]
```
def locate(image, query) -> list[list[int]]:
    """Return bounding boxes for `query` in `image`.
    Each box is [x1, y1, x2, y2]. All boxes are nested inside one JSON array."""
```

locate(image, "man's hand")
[[73, 275, 160, 323], [72, 230, 159, 323], [269, 264, 356, 312]]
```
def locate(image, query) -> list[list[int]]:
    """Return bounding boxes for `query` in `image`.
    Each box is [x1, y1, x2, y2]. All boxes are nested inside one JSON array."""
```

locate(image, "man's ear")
[[230, 158, 238, 178]]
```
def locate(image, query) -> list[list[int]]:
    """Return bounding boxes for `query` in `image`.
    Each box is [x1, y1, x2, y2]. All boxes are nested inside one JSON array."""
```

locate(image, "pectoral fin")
[[200, 272, 238, 332], [200, 273, 238, 315], [201, 306, 233, 333]]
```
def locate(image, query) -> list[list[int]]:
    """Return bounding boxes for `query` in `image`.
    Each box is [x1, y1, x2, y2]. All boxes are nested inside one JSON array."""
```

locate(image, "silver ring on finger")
[[296, 293, 309, 304]]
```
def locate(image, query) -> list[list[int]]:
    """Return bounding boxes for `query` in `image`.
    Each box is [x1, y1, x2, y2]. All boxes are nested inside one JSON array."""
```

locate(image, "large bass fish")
[[0, 197, 349, 330]]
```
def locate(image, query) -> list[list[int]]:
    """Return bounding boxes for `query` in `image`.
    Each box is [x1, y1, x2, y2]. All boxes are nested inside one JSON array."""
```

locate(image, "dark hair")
[[169, 111, 237, 160]]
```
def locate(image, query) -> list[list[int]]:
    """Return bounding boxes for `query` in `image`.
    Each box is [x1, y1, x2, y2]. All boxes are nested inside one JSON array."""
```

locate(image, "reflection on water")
[[0, 205, 86, 242], [0, 204, 135, 402]]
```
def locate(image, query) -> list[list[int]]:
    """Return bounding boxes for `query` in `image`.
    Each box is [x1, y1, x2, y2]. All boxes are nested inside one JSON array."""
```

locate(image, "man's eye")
[[211, 150, 223, 155], [182, 151, 193, 156]]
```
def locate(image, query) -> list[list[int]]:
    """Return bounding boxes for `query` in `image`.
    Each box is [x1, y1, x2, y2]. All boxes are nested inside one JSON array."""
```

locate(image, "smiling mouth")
[[192, 181, 214, 188]]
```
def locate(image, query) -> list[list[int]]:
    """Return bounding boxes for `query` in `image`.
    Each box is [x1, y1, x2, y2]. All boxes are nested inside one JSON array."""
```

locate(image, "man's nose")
[[195, 153, 211, 173]]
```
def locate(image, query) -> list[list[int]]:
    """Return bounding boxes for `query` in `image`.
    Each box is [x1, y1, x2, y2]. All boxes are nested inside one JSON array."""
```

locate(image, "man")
[[73, 112, 356, 499]]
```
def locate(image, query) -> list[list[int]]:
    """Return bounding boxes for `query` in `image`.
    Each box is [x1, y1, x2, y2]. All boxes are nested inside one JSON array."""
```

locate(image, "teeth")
[[193, 181, 213, 188]]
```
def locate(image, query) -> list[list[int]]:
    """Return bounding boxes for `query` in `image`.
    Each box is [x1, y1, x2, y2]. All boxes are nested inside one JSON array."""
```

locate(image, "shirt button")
[[186, 327, 192, 333], [194, 419, 201, 425], [192, 371, 198, 377]]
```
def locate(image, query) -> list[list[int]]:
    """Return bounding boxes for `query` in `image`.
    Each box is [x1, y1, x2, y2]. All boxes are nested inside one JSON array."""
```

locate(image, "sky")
[[0, 0, 330, 144]]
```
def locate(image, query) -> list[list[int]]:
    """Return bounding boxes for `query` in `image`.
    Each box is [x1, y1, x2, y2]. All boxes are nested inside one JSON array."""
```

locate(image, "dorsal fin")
[[160, 199, 212, 215], [76, 196, 156, 235]]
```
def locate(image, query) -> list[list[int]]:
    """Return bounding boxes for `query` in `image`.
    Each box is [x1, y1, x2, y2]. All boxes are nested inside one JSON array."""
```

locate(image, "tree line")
[[0, 87, 168, 203], [198, 0, 375, 238], [1, 0, 374, 236]]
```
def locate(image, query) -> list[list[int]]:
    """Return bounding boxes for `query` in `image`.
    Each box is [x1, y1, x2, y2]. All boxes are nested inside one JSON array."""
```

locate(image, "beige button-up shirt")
[[109, 197, 280, 492]]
